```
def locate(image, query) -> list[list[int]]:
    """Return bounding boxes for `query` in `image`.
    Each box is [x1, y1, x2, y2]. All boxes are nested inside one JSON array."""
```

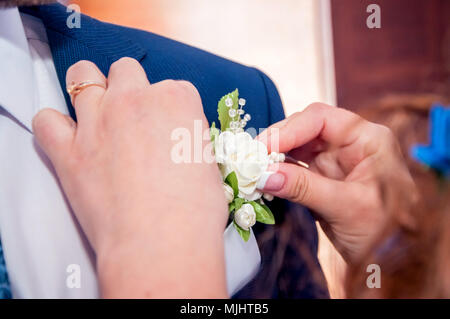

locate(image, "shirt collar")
[[21, 10, 49, 45], [0, 7, 36, 131]]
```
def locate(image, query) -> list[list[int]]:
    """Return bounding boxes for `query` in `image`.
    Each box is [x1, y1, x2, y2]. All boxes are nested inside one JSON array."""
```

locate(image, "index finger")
[[259, 103, 368, 153]]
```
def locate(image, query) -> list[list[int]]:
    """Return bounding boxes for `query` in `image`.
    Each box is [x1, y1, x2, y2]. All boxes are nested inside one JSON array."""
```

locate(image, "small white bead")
[[263, 193, 274, 201], [225, 97, 233, 107], [237, 109, 245, 115], [239, 98, 246, 106], [269, 152, 278, 161], [228, 109, 237, 117], [278, 153, 286, 162], [243, 114, 251, 121]]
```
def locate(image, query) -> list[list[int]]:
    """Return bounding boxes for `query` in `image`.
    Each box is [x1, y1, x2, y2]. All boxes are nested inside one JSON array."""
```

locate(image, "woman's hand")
[[257, 103, 416, 263], [32, 58, 228, 298]]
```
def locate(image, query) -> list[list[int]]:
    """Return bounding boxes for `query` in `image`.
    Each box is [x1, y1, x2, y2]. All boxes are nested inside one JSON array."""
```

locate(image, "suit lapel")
[[20, 3, 147, 121]]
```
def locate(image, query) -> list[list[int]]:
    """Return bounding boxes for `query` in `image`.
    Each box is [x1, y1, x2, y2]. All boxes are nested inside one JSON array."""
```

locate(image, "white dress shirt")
[[0, 7, 260, 298]]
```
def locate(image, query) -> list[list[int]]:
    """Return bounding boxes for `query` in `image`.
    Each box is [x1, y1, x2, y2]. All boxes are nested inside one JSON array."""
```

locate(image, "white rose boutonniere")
[[210, 89, 284, 241], [215, 131, 269, 201]]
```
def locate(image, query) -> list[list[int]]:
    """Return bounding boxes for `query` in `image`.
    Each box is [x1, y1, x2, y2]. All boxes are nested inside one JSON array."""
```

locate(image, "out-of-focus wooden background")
[[331, 0, 450, 110]]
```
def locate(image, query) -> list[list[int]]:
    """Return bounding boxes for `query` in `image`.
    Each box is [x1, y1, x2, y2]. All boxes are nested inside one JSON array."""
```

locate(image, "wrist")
[[95, 223, 228, 298]]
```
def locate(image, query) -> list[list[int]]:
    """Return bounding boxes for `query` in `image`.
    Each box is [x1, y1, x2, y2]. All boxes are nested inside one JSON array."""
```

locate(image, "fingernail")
[[256, 171, 274, 189], [257, 171, 285, 191]]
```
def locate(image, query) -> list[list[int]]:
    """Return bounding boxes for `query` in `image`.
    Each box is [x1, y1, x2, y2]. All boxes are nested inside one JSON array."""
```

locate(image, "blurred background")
[[63, 0, 449, 298]]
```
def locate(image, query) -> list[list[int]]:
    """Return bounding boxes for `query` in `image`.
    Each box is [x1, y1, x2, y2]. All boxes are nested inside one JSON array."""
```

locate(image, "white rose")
[[214, 131, 269, 201], [234, 203, 256, 230], [223, 183, 234, 203]]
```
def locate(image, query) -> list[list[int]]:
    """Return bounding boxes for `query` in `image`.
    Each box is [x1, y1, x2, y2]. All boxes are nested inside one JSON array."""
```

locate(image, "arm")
[[32, 58, 228, 298]]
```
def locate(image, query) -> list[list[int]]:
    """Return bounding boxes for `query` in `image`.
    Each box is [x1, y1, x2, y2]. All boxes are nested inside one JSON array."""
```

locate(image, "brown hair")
[[347, 94, 450, 298]]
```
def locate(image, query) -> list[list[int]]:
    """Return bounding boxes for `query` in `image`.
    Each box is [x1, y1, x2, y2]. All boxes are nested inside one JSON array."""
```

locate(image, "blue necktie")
[[0, 238, 12, 299]]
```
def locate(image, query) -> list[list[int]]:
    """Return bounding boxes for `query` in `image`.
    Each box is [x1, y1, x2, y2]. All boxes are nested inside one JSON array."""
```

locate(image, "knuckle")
[[177, 80, 198, 95], [159, 79, 180, 92], [314, 152, 331, 171], [291, 171, 311, 204], [155, 80, 183, 102], [178, 81, 202, 105], [290, 111, 302, 119], [375, 123, 394, 139], [110, 57, 140, 73], [372, 123, 397, 148], [306, 102, 328, 113], [159, 80, 200, 101], [303, 102, 331, 120]]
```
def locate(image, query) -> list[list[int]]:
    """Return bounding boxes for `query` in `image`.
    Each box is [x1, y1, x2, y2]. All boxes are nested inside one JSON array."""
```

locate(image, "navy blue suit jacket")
[[0, 3, 328, 299]]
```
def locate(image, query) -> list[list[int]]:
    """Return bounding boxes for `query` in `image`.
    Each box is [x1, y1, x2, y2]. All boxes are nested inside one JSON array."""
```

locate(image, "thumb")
[[258, 163, 358, 220], [32, 108, 76, 167]]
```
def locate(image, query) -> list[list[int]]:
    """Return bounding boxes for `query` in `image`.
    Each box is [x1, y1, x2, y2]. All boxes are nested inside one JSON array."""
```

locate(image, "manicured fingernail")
[[257, 171, 285, 191], [256, 171, 274, 189]]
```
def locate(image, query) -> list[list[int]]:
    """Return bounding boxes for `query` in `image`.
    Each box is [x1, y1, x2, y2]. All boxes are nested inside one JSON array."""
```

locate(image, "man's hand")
[[32, 58, 228, 298], [257, 103, 416, 263]]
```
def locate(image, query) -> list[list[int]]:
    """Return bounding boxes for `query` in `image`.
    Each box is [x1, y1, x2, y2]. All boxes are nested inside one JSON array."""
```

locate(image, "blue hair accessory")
[[411, 103, 450, 176]]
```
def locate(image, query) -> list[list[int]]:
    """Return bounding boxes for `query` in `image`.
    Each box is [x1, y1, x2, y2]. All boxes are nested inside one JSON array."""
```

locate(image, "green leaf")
[[233, 198, 245, 211], [233, 221, 251, 242], [249, 201, 275, 225], [228, 202, 235, 213], [225, 171, 239, 198], [261, 204, 275, 224], [210, 121, 219, 143], [217, 89, 239, 131]]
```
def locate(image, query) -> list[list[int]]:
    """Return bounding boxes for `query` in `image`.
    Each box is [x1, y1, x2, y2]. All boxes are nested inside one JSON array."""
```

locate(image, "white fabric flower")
[[223, 183, 235, 203], [234, 203, 256, 230], [215, 131, 269, 201]]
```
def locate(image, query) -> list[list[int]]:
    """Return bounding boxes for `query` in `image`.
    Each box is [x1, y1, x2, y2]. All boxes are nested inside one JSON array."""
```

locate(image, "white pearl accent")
[[269, 152, 286, 163], [225, 97, 233, 107], [269, 152, 278, 161]]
